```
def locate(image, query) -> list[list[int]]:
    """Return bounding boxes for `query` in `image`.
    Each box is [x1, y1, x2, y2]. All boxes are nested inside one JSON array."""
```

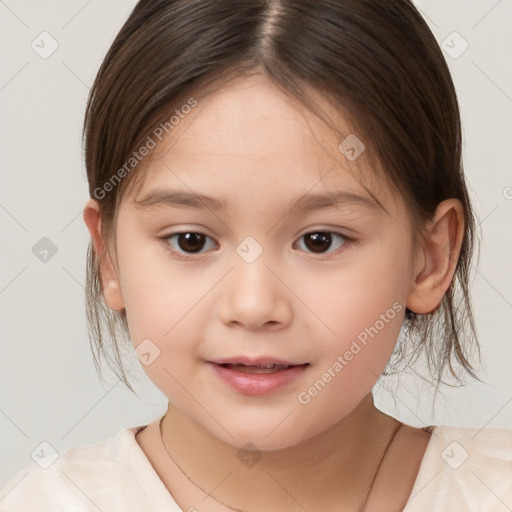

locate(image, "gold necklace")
[[159, 414, 403, 511]]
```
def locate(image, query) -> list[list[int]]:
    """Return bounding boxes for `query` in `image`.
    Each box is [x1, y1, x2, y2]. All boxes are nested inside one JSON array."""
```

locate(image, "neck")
[[160, 393, 402, 511]]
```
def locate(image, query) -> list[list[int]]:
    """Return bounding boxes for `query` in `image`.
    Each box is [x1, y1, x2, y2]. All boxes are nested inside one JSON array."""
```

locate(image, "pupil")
[[305, 232, 332, 253], [178, 233, 205, 253]]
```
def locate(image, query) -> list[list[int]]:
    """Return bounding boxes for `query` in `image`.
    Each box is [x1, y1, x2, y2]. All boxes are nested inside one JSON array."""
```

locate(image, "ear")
[[406, 199, 464, 314], [83, 198, 125, 311]]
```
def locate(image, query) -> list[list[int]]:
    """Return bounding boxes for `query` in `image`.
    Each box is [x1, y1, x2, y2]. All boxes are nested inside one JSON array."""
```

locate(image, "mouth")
[[206, 358, 310, 395], [208, 356, 309, 373], [217, 362, 307, 374]]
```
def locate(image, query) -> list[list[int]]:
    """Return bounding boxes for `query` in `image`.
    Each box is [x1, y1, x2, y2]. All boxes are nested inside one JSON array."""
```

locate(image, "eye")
[[163, 232, 217, 256], [294, 231, 347, 254]]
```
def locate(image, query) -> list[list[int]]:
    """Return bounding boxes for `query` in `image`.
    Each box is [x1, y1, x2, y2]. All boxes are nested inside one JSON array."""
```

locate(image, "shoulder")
[[0, 425, 147, 511], [403, 425, 512, 512]]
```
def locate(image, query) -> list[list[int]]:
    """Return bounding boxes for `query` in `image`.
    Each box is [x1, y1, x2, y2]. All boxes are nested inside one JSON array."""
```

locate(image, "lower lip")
[[207, 363, 309, 395]]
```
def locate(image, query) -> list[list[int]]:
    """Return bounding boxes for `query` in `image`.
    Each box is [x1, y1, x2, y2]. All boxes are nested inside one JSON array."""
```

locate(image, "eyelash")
[[160, 230, 352, 261]]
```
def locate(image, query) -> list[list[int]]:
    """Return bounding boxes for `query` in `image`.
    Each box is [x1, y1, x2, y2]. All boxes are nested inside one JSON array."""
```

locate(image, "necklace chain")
[[159, 414, 402, 512]]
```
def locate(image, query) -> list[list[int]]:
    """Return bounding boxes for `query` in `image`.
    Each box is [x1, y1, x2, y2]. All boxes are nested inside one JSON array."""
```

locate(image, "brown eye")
[[177, 233, 206, 252], [164, 232, 215, 255], [296, 232, 346, 254]]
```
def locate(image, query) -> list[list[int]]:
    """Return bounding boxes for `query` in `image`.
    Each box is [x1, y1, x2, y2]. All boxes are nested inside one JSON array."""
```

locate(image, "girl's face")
[[111, 73, 419, 450]]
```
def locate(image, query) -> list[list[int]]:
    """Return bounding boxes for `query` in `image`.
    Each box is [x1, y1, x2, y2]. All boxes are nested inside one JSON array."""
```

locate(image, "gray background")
[[1, 0, 511, 487]]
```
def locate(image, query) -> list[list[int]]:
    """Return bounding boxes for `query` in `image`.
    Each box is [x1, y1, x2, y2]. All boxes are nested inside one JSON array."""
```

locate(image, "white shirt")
[[1, 422, 511, 511]]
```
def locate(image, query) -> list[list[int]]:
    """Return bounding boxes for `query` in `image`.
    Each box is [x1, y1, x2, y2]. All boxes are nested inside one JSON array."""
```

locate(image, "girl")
[[1, 0, 511, 510]]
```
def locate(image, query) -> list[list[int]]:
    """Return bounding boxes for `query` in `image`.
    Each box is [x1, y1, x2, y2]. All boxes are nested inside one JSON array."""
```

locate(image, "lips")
[[208, 359, 309, 395], [209, 356, 306, 367], [219, 363, 299, 373]]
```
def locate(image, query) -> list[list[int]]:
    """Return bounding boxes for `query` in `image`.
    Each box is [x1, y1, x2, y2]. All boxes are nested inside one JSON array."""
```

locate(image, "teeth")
[[236, 363, 288, 369], [222, 363, 292, 373], [223, 363, 285, 368]]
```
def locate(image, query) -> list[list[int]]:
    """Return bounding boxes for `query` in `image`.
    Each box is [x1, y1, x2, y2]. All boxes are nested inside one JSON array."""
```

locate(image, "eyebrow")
[[134, 188, 383, 214]]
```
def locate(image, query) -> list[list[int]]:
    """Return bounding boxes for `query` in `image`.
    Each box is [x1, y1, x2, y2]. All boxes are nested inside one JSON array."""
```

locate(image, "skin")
[[84, 72, 464, 511]]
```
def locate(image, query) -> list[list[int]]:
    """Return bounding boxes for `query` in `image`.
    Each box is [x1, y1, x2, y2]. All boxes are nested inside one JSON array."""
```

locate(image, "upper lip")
[[208, 356, 307, 366]]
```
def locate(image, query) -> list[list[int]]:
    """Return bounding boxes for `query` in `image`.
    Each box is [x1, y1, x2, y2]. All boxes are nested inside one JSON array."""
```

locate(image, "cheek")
[[117, 241, 216, 385], [298, 240, 411, 365], [294, 265, 407, 424], [122, 273, 207, 405], [118, 239, 200, 337]]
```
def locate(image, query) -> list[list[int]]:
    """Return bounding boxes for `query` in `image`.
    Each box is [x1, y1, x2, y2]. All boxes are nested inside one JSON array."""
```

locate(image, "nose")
[[217, 256, 293, 330]]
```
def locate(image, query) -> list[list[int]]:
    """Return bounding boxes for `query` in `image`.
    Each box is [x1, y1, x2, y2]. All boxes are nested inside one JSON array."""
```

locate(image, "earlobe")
[[406, 199, 464, 314], [103, 280, 125, 311], [83, 198, 125, 311]]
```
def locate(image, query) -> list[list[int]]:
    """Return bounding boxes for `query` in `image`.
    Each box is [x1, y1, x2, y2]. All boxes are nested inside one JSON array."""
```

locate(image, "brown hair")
[[83, 0, 482, 395]]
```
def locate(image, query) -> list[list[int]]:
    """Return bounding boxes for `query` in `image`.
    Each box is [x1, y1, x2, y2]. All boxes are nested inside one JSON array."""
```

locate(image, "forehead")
[[121, 73, 399, 217], [161, 74, 342, 165]]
